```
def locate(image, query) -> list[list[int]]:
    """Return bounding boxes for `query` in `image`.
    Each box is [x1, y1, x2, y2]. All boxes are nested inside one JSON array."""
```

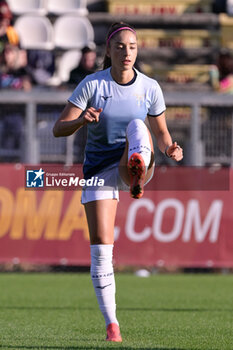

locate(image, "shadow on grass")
[[0, 305, 231, 312], [0, 306, 76, 310], [118, 307, 232, 312], [0, 346, 213, 350]]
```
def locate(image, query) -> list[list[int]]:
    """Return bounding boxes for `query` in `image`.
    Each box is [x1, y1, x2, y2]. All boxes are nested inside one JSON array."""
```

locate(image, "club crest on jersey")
[[134, 93, 145, 107]]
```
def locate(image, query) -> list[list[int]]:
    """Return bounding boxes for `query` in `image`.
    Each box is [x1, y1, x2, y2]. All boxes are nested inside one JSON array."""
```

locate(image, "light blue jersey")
[[68, 67, 166, 178]]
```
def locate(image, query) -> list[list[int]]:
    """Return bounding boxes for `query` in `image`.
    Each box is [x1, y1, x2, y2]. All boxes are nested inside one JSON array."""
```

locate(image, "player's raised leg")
[[119, 119, 154, 199], [84, 199, 122, 342]]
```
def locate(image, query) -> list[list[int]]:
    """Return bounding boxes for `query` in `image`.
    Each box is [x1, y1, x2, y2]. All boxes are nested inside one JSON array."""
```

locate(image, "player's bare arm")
[[148, 113, 183, 161], [53, 102, 102, 137]]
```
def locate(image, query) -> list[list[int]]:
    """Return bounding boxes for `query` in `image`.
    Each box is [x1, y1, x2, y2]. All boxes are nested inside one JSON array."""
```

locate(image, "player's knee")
[[126, 119, 147, 134]]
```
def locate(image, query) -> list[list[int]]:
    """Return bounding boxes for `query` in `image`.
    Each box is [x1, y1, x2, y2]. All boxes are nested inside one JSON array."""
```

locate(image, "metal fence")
[[0, 89, 232, 167]]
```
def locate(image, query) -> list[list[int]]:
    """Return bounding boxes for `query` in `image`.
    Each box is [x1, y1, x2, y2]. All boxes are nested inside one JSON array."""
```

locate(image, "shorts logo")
[[26, 168, 45, 188]]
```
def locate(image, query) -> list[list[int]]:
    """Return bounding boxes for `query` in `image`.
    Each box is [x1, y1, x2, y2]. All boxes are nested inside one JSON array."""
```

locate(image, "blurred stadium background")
[[0, 0, 233, 271]]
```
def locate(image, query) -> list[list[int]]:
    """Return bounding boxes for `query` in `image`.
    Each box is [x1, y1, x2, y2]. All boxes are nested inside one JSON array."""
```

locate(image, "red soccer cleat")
[[106, 323, 122, 342], [127, 152, 146, 199]]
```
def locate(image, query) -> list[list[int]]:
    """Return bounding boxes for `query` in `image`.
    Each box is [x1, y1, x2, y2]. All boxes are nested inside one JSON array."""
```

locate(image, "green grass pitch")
[[0, 273, 232, 350]]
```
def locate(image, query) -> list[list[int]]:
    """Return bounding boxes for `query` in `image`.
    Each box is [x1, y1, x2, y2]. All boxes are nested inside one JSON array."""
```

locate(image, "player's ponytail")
[[103, 22, 136, 70]]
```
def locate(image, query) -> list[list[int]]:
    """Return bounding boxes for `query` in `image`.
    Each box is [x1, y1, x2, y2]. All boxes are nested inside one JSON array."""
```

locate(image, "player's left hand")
[[166, 142, 183, 161]]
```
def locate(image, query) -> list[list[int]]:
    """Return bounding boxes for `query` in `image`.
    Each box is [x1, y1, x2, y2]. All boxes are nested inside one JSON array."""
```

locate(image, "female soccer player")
[[53, 22, 183, 342]]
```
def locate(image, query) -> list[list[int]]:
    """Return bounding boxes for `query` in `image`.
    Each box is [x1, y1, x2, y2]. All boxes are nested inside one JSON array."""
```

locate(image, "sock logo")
[[129, 145, 150, 152], [92, 272, 113, 279], [96, 283, 112, 289]]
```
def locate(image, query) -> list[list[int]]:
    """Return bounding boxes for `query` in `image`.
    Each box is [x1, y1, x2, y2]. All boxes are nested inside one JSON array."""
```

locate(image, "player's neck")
[[110, 67, 135, 85]]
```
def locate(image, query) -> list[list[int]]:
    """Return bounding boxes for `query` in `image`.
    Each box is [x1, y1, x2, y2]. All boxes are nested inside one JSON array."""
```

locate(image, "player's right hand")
[[81, 107, 102, 125]]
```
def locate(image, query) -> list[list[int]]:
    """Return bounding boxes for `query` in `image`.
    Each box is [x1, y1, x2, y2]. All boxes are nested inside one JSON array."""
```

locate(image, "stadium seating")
[[14, 15, 54, 50], [7, 0, 47, 16], [53, 15, 94, 49], [136, 29, 219, 49], [47, 49, 82, 86], [57, 50, 82, 82], [47, 0, 88, 16], [227, 0, 233, 15], [107, 0, 214, 15], [220, 14, 233, 49], [143, 64, 213, 85]]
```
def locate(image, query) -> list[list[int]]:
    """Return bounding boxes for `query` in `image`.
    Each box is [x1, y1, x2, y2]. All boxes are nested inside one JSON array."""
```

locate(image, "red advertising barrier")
[[0, 164, 232, 267]]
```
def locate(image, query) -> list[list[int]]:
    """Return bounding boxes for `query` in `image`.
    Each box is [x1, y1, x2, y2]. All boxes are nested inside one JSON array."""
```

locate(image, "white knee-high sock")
[[126, 119, 151, 168], [90, 244, 119, 327]]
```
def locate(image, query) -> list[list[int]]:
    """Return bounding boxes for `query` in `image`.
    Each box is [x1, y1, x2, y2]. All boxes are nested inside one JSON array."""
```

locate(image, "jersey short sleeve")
[[68, 75, 94, 110], [147, 81, 166, 117]]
